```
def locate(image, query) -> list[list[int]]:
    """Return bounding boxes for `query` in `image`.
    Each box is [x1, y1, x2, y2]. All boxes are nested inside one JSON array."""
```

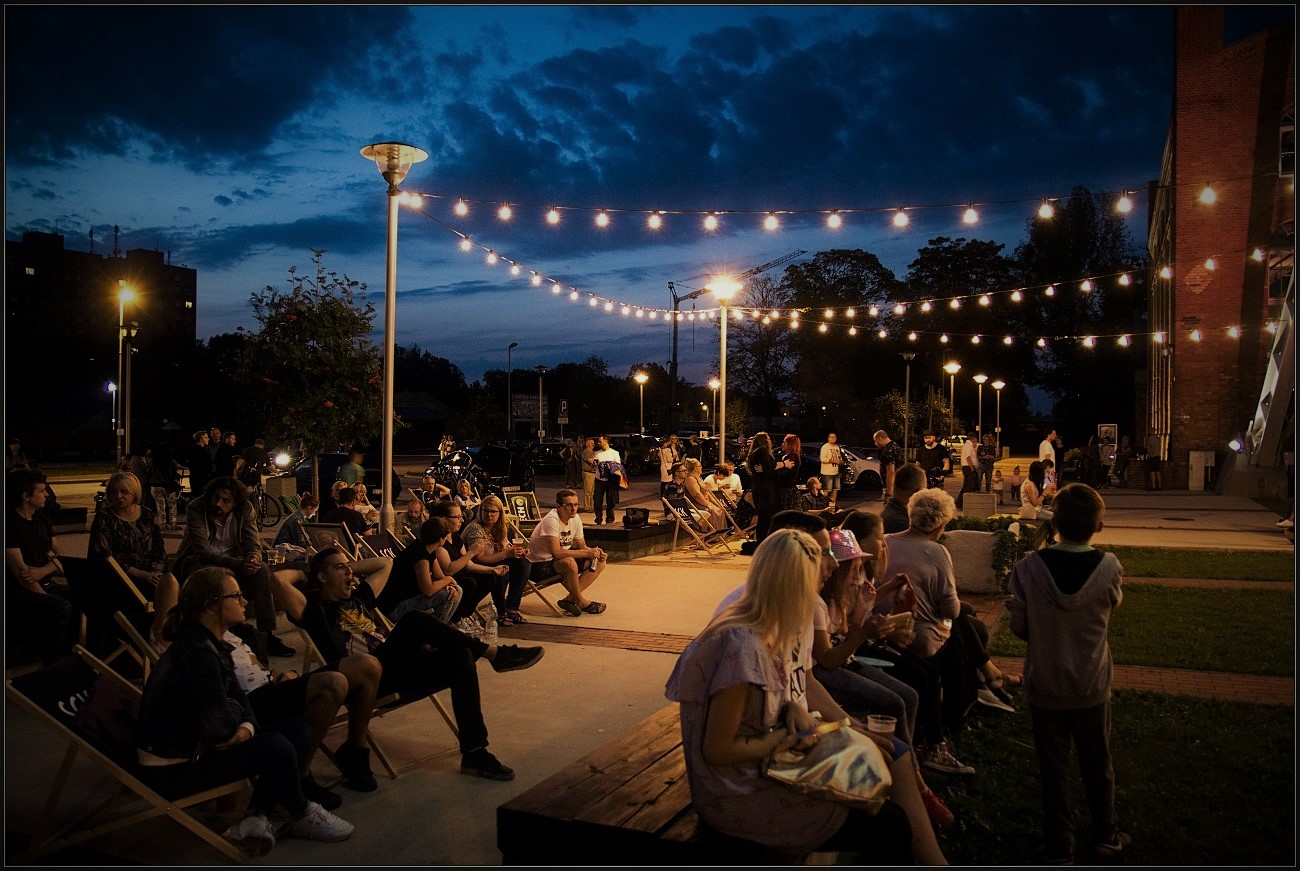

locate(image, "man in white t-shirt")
[[527, 488, 609, 616], [819, 432, 844, 505], [1039, 429, 1058, 468]]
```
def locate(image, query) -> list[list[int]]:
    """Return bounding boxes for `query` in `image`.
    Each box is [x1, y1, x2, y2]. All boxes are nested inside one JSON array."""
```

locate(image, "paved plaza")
[[5, 461, 1293, 864]]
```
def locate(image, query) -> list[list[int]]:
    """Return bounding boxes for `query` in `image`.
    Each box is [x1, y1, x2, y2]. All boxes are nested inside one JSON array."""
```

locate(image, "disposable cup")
[[866, 714, 896, 740]]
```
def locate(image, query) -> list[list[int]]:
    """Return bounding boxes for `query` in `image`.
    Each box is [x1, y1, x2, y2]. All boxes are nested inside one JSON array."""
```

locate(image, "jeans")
[[812, 661, 920, 745], [1030, 700, 1117, 860], [491, 557, 529, 613], [592, 478, 618, 523]]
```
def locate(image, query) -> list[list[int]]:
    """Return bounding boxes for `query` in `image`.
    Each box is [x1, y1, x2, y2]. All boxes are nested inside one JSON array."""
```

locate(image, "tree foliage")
[[395, 344, 471, 411], [726, 274, 797, 428], [238, 250, 384, 468]]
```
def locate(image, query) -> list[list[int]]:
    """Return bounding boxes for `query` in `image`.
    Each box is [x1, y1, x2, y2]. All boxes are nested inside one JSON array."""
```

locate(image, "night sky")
[[5, 5, 1293, 385]]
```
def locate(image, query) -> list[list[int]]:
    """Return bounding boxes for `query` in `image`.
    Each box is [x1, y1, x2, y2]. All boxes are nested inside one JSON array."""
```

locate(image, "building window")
[[185, 301, 194, 309], [1282, 112, 1295, 177], [25, 267, 35, 275]]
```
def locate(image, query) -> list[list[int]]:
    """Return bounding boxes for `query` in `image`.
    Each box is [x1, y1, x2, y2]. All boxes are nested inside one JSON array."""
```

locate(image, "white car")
[[804, 443, 883, 491]]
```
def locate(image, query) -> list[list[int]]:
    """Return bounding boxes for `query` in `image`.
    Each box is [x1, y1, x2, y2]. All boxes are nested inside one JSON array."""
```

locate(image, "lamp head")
[[974, 374, 988, 385], [708, 378, 721, 391], [508, 341, 519, 350], [943, 361, 961, 375], [634, 372, 649, 385], [901, 352, 916, 362], [117, 280, 136, 305], [361, 142, 429, 188], [992, 380, 1005, 391], [705, 276, 742, 302]]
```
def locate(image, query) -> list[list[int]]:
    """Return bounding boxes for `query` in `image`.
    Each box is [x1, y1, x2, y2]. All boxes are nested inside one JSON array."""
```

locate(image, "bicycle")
[[249, 477, 285, 528]]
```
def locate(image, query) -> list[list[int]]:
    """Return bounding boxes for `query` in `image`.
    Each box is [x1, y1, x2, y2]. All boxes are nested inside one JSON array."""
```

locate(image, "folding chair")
[[60, 555, 152, 678], [290, 612, 459, 780], [5, 645, 248, 864], [504, 491, 544, 536], [502, 516, 566, 617], [359, 530, 406, 559], [662, 496, 735, 557], [301, 522, 362, 560]]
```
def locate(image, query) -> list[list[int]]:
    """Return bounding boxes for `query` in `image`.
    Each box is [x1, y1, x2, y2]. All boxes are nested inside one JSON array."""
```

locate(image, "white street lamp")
[[123, 321, 139, 457], [106, 382, 117, 439], [973, 374, 988, 439], [506, 342, 519, 438], [705, 276, 742, 464], [634, 371, 649, 434], [992, 380, 1006, 455], [943, 361, 961, 439], [114, 281, 136, 465], [361, 141, 428, 534], [535, 365, 548, 439], [708, 378, 721, 436]]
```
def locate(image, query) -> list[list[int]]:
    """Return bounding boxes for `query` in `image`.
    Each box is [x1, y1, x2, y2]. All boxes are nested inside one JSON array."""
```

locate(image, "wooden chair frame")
[[662, 497, 735, 558], [358, 530, 406, 560], [504, 491, 544, 536], [60, 555, 152, 676], [5, 645, 248, 864], [504, 517, 566, 617], [300, 522, 361, 560]]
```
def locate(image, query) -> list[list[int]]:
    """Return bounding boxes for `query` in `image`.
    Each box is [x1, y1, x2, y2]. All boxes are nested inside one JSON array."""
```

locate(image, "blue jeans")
[[812, 661, 920, 745]]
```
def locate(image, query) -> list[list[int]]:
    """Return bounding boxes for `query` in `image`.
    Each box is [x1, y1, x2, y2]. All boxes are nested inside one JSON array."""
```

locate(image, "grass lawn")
[[937, 690, 1295, 865], [1100, 546, 1294, 581], [989, 584, 1295, 676]]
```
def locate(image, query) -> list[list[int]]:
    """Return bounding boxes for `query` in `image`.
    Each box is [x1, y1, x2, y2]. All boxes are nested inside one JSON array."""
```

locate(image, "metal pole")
[[115, 299, 125, 466], [719, 302, 728, 466], [536, 367, 545, 439], [639, 383, 645, 434], [124, 326, 135, 457], [507, 342, 517, 440], [977, 383, 984, 438], [901, 353, 915, 461], [380, 186, 399, 534], [948, 374, 956, 439]]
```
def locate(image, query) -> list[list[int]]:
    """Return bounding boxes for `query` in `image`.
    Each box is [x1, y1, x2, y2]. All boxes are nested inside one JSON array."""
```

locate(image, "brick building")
[[5, 231, 198, 458], [1147, 7, 1294, 493]]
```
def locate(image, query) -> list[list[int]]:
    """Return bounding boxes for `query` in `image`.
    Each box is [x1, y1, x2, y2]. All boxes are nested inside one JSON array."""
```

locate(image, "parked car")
[[291, 453, 402, 502], [796, 442, 885, 492], [523, 440, 570, 476]]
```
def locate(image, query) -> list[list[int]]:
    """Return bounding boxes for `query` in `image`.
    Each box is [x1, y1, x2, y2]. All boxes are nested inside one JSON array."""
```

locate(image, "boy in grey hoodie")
[[1005, 483, 1128, 865]]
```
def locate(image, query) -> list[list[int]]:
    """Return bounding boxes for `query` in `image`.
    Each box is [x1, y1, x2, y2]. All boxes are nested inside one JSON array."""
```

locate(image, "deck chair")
[[300, 521, 362, 560], [708, 490, 754, 543], [502, 516, 566, 617], [60, 555, 152, 678], [289, 611, 459, 780], [5, 645, 248, 864], [359, 530, 406, 559], [504, 491, 544, 536], [663, 496, 735, 557]]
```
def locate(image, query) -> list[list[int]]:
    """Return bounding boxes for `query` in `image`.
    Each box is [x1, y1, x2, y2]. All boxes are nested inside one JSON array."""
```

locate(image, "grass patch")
[[937, 690, 1294, 865], [990, 584, 1295, 676], [1100, 546, 1294, 581]]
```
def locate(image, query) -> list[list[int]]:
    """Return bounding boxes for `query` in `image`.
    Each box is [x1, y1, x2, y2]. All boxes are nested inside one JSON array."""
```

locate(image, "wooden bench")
[[496, 703, 813, 865]]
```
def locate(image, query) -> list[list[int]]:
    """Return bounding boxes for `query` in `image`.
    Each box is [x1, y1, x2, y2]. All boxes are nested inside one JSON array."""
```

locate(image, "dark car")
[[604, 433, 661, 476], [291, 453, 402, 502], [425, 443, 535, 499], [523, 440, 570, 476]]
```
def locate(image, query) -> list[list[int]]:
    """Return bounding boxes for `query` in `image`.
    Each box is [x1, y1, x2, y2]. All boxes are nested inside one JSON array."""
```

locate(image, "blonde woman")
[[453, 478, 481, 514], [461, 495, 530, 627], [353, 483, 381, 528], [664, 529, 946, 864], [681, 457, 728, 532]]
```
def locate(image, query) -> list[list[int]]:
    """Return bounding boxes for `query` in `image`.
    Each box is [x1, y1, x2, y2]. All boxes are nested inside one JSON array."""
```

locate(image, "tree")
[[238, 250, 383, 494], [726, 274, 797, 429], [395, 344, 472, 412]]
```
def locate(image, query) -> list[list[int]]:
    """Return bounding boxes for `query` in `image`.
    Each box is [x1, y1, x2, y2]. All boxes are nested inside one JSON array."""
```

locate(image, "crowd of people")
[[4, 421, 1167, 863]]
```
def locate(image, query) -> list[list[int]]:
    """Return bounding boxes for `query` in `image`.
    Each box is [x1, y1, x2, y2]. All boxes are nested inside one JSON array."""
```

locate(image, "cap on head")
[[828, 528, 871, 562]]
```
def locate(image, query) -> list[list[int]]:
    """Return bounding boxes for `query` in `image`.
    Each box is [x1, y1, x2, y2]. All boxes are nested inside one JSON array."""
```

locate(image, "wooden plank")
[[575, 744, 688, 829], [626, 768, 694, 834]]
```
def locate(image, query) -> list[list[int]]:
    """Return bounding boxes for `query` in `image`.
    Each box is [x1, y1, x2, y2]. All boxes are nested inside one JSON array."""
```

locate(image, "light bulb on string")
[[530, 272, 542, 286], [846, 308, 856, 318], [485, 251, 498, 265], [818, 323, 828, 333], [1251, 248, 1266, 262], [827, 211, 843, 229], [604, 301, 614, 312], [894, 303, 906, 315], [595, 210, 610, 228], [848, 326, 857, 336], [1189, 328, 1203, 342], [1159, 265, 1173, 279], [621, 306, 631, 316], [867, 305, 879, 317], [1198, 184, 1217, 205], [497, 204, 513, 221], [509, 263, 520, 277], [546, 208, 561, 225], [459, 238, 473, 252], [962, 205, 979, 225], [971, 335, 981, 344], [1118, 273, 1131, 286], [1116, 192, 1133, 214], [703, 213, 719, 231], [454, 199, 469, 217], [1003, 335, 1013, 346], [1226, 325, 1241, 339], [1118, 335, 1131, 347], [589, 297, 598, 307], [1080, 279, 1092, 292], [764, 213, 780, 231], [1011, 289, 1023, 302], [1082, 336, 1096, 348], [569, 290, 578, 301], [892, 209, 910, 228], [949, 298, 961, 310], [1044, 284, 1056, 297], [1038, 200, 1055, 219], [920, 301, 932, 313], [979, 294, 991, 306], [635, 309, 644, 318], [1204, 258, 1216, 271], [1154, 331, 1166, 344], [1266, 321, 1278, 334], [877, 328, 888, 339], [908, 332, 918, 341], [647, 211, 663, 230], [1036, 338, 1047, 348], [940, 334, 949, 344], [823, 308, 834, 319]]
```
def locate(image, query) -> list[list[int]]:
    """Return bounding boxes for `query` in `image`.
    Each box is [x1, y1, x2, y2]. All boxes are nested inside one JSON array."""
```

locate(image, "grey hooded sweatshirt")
[[1005, 549, 1123, 710]]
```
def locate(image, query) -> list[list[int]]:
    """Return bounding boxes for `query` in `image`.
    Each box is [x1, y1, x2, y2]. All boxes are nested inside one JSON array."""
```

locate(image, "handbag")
[[762, 718, 892, 814], [623, 507, 650, 528]]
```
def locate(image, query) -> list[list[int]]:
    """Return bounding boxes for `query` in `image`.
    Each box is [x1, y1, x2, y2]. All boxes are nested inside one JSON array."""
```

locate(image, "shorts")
[[248, 673, 312, 722], [821, 473, 842, 491], [1144, 456, 1162, 472]]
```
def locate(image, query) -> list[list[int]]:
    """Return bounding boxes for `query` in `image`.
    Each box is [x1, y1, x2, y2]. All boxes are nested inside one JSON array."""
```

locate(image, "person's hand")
[[212, 725, 253, 750], [777, 704, 822, 752], [492, 564, 509, 576], [890, 625, 916, 647], [243, 552, 262, 574]]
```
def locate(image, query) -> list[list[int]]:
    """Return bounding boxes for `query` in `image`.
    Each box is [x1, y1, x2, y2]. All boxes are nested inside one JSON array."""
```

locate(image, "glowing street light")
[[634, 371, 649, 434], [991, 379, 1006, 455], [361, 141, 428, 533], [943, 361, 962, 439], [706, 276, 743, 464]]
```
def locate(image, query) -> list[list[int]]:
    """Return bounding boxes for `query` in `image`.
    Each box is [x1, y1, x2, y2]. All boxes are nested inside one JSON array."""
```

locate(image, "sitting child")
[[992, 469, 1006, 505]]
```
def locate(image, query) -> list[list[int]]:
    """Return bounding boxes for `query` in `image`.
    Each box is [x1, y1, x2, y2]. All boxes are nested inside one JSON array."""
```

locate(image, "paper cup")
[[866, 714, 896, 740]]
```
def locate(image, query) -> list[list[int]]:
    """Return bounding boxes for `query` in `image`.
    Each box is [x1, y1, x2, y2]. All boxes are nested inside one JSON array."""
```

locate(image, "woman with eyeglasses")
[[135, 567, 355, 857], [664, 528, 947, 864], [461, 495, 530, 627]]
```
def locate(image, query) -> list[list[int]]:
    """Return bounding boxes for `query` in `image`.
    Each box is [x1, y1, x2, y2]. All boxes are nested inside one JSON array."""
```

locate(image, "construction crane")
[[667, 250, 806, 434]]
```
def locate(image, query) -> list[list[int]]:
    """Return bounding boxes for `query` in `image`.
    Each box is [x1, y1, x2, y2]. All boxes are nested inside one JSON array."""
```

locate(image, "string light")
[[1204, 257, 1216, 270], [1251, 248, 1266, 262], [510, 263, 521, 277], [595, 210, 610, 228], [546, 207, 561, 225], [818, 323, 828, 333], [1003, 335, 1013, 345], [894, 303, 906, 315], [920, 301, 932, 313], [962, 205, 979, 225], [877, 328, 888, 339], [1010, 290, 1023, 302], [827, 211, 843, 229], [979, 294, 991, 306], [971, 335, 981, 344], [459, 238, 473, 252], [1082, 336, 1096, 348], [949, 298, 961, 310], [846, 308, 857, 318], [1118, 273, 1131, 286], [703, 213, 719, 231], [1189, 328, 1203, 342], [1226, 325, 1242, 338], [1080, 279, 1093, 292], [485, 251, 498, 265], [1037, 338, 1047, 348], [1116, 192, 1133, 214], [647, 211, 663, 230], [454, 199, 469, 217], [764, 213, 780, 231], [1154, 331, 1165, 343], [1159, 265, 1173, 279], [908, 332, 918, 341], [1044, 284, 1056, 297], [892, 209, 910, 228], [1038, 199, 1055, 219], [497, 204, 513, 221], [940, 334, 949, 343], [1198, 184, 1217, 205], [866, 305, 878, 317], [530, 272, 542, 286]]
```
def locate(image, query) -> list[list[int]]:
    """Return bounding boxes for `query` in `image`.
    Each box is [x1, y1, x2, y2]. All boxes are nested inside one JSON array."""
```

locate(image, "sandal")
[[557, 598, 583, 617], [580, 601, 607, 615], [505, 609, 526, 625], [496, 613, 516, 628]]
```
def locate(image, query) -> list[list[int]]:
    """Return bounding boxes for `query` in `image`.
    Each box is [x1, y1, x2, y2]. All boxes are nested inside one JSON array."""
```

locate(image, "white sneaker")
[[1276, 518, 1294, 529], [222, 813, 276, 857], [287, 800, 354, 842], [976, 687, 1016, 713]]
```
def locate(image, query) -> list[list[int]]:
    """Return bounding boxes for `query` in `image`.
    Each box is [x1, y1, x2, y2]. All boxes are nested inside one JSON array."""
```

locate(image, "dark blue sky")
[[5, 5, 1293, 384]]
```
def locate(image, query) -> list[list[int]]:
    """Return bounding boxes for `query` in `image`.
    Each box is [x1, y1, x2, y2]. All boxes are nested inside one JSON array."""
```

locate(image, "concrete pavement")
[[4, 464, 1292, 864]]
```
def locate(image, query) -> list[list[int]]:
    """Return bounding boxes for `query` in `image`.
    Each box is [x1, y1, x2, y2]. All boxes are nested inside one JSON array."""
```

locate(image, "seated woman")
[[135, 567, 354, 857], [374, 517, 462, 623], [452, 479, 481, 514], [398, 497, 428, 544], [461, 495, 530, 627], [664, 528, 947, 864], [681, 457, 728, 532], [812, 528, 953, 827], [87, 471, 181, 650], [353, 484, 381, 529], [703, 462, 744, 504], [1019, 460, 1055, 523], [801, 476, 849, 527]]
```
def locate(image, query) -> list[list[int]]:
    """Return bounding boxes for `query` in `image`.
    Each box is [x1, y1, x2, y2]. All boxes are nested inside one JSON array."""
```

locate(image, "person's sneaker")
[[1276, 518, 1294, 529], [490, 644, 545, 673], [919, 742, 976, 776], [976, 687, 1016, 713], [460, 748, 515, 781], [1094, 832, 1132, 857], [265, 634, 297, 658], [920, 788, 955, 828], [333, 742, 377, 792], [222, 813, 276, 858], [287, 801, 354, 842], [300, 774, 343, 810]]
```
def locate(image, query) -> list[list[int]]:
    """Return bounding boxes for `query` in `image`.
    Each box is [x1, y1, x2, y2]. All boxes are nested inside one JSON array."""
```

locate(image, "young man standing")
[[1039, 429, 1058, 469], [527, 489, 608, 616], [957, 430, 979, 511], [337, 450, 365, 488], [819, 432, 844, 506], [915, 431, 952, 489]]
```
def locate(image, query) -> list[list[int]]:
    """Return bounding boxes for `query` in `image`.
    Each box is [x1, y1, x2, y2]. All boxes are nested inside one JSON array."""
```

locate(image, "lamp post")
[[973, 374, 988, 439], [506, 342, 518, 439], [700, 402, 709, 429], [991, 380, 1005, 455], [943, 361, 961, 439], [535, 365, 548, 439], [634, 371, 649, 434], [901, 353, 916, 461], [361, 141, 429, 534], [708, 378, 720, 436], [123, 321, 139, 457], [106, 382, 117, 440], [705, 276, 743, 465], [114, 281, 136, 466]]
